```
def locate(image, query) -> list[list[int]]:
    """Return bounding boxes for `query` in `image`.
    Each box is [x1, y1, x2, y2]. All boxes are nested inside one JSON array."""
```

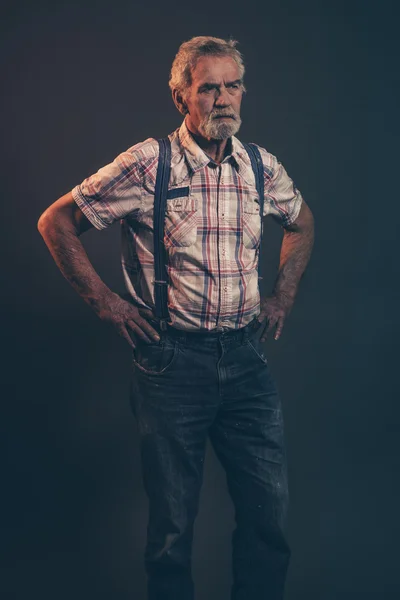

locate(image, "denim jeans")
[[129, 318, 290, 600]]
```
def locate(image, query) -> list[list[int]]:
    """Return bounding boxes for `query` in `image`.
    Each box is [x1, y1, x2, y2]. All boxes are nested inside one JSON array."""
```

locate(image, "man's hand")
[[256, 293, 294, 342], [94, 292, 160, 349]]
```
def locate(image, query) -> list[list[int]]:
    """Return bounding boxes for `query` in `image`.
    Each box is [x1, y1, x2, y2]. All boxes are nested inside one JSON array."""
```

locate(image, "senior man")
[[38, 36, 314, 600]]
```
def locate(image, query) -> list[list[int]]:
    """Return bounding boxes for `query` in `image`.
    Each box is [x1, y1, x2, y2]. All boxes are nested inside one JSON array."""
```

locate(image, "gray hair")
[[169, 36, 246, 97]]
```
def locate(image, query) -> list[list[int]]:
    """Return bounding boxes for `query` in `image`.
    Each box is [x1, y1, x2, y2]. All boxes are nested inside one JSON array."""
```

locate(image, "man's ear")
[[172, 89, 189, 116]]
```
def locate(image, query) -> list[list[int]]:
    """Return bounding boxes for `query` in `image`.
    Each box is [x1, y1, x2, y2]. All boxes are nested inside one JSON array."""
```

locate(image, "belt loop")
[[159, 319, 168, 331]]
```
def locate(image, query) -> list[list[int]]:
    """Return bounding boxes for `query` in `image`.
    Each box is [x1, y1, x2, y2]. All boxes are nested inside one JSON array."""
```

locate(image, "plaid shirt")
[[72, 119, 303, 331]]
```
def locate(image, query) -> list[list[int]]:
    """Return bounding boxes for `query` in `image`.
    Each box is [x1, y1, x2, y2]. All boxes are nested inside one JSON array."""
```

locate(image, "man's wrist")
[[272, 289, 296, 309], [85, 287, 115, 313]]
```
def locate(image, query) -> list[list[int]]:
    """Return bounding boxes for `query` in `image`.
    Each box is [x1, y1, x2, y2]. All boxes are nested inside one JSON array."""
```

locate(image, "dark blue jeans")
[[129, 318, 290, 600]]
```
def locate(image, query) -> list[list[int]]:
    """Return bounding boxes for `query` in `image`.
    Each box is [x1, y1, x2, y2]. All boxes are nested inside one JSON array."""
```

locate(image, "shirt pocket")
[[164, 193, 198, 248], [242, 197, 262, 249]]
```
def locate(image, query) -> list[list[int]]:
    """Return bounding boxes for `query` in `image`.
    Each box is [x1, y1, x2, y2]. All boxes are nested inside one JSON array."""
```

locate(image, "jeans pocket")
[[246, 337, 268, 365], [132, 337, 178, 375]]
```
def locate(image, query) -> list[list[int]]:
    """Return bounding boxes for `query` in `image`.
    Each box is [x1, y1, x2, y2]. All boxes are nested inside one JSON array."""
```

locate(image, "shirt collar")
[[178, 118, 249, 175]]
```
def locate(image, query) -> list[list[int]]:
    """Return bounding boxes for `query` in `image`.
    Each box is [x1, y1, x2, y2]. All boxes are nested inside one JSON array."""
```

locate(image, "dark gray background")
[[1, 1, 399, 599]]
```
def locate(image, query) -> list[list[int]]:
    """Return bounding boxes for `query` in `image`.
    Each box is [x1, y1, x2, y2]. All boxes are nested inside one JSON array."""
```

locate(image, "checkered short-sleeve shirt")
[[72, 119, 303, 331]]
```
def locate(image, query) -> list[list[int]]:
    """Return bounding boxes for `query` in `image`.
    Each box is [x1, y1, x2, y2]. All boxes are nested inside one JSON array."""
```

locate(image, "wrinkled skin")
[[95, 291, 160, 349], [256, 293, 294, 342]]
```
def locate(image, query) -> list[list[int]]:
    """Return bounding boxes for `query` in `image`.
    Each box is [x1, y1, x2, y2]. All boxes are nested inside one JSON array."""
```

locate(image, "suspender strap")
[[242, 142, 265, 281], [153, 138, 172, 330]]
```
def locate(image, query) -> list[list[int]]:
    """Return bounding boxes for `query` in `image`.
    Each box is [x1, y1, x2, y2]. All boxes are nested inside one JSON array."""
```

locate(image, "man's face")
[[183, 55, 243, 141]]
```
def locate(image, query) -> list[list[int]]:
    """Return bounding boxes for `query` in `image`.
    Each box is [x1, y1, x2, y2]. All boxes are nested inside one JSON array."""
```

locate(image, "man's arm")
[[37, 192, 160, 347], [257, 199, 315, 341]]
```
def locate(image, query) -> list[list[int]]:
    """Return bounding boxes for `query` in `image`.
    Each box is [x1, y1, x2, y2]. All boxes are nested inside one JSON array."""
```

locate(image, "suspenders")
[[153, 139, 172, 330], [153, 138, 265, 330], [242, 142, 265, 267]]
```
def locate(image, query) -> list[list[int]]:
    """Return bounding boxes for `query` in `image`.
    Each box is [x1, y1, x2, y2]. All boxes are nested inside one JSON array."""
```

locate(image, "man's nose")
[[214, 86, 231, 107]]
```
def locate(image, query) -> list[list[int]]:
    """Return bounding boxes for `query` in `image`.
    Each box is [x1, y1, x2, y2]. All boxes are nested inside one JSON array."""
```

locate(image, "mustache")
[[210, 111, 238, 120]]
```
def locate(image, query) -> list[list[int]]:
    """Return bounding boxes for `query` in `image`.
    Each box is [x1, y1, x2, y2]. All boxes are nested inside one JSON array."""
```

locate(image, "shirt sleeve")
[[259, 148, 303, 228], [71, 139, 158, 230]]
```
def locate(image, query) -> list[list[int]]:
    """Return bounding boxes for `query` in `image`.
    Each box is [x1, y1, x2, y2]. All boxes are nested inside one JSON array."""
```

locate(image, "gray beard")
[[198, 113, 242, 140]]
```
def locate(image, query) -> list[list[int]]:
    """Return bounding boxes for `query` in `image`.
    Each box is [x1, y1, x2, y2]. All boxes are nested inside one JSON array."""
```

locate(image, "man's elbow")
[[38, 193, 83, 238], [39, 193, 94, 238], [37, 207, 53, 237], [37, 205, 64, 238]]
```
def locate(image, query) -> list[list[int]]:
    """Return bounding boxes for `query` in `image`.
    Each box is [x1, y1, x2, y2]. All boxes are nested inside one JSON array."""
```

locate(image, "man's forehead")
[[191, 55, 240, 83]]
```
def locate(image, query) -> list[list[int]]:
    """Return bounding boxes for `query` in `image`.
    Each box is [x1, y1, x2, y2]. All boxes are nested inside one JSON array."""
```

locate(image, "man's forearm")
[[38, 212, 112, 311], [272, 204, 315, 306]]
